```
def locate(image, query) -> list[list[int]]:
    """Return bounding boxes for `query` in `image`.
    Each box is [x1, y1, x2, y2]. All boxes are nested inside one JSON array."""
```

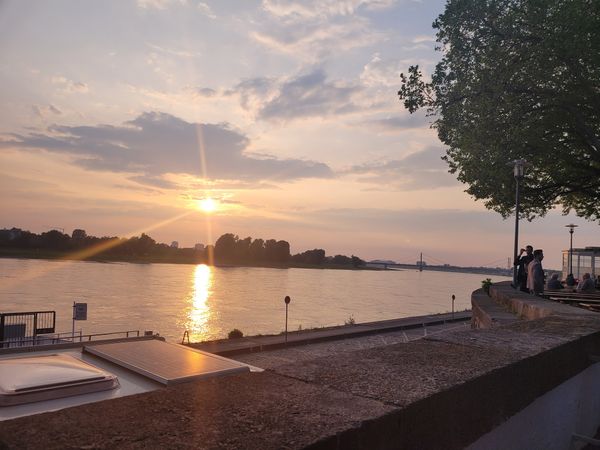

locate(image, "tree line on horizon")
[[0, 227, 365, 267]]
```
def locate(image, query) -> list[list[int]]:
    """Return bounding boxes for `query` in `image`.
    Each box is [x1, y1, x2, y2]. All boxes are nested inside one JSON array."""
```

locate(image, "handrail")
[[181, 330, 190, 345], [0, 329, 142, 348]]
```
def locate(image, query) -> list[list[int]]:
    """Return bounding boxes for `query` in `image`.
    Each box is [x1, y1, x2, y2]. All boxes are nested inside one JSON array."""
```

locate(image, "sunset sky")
[[0, 0, 596, 268]]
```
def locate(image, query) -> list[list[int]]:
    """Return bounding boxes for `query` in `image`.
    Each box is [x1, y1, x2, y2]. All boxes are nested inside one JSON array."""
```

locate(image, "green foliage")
[[481, 278, 493, 295], [344, 315, 356, 326], [398, 0, 600, 221], [227, 328, 244, 339]]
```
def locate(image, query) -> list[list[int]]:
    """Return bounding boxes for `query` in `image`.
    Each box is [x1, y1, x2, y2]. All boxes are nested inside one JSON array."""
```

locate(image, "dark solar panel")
[[84, 339, 250, 385]]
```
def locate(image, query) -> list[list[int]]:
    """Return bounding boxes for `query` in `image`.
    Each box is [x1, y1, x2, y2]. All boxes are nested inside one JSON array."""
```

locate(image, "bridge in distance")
[[366, 262, 512, 277]]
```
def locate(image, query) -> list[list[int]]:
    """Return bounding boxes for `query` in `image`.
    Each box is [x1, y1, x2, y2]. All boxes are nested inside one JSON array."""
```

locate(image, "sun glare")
[[186, 264, 212, 341], [198, 198, 217, 213]]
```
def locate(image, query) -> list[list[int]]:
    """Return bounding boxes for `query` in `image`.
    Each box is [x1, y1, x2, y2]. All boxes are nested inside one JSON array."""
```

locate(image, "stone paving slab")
[[429, 315, 600, 357], [235, 322, 470, 370], [268, 339, 521, 408]]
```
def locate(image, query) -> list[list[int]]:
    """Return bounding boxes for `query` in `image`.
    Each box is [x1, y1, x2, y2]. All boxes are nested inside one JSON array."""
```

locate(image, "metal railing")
[[0, 311, 56, 343], [0, 329, 141, 349]]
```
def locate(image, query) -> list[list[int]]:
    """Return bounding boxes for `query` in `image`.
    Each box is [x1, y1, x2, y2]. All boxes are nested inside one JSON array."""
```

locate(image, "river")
[[0, 258, 510, 343]]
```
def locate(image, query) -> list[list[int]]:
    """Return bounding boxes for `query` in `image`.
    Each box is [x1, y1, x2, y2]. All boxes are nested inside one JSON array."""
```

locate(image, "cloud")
[[251, 16, 383, 60], [136, 0, 186, 9], [51, 76, 89, 94], [191, 87, 217, 98], [253, 1, 391, 61], [197, 2, 216, 19], [360, 53, 403, 88], [261, 0, 394, 19], [1, 111, 333, 183], [362, 112, 431, 132], [303, 207, 509, 234], [347, 146, 457, 190], [32, 104, 63, 119], [146, 43, 201, 59], [127, 175, 181, 189], [232, 69, 363, 121], [412, 35, 435, 44]]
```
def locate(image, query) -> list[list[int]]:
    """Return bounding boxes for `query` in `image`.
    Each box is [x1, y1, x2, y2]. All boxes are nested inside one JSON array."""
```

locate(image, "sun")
[[198, 197, 218, 213]]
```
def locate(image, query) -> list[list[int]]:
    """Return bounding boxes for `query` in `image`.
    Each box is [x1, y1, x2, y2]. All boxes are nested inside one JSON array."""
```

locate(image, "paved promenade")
[[188, 311, 471, 356]]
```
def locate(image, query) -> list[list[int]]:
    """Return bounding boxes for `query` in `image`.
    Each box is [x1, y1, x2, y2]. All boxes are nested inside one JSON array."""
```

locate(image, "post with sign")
[[451, 294, 455, 320], [72, 302, 87, 342], [284, 296, 291, 344]]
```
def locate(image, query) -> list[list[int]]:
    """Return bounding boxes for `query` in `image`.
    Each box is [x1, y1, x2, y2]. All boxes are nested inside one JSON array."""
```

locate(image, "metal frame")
[[561, 247, 598, 280], [0, 311, 56, 345]]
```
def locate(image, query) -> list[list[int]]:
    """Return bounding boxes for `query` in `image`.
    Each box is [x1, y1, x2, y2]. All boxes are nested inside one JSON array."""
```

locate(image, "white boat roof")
[[84, 339, 251, 385], [0, 353, 119, 407]]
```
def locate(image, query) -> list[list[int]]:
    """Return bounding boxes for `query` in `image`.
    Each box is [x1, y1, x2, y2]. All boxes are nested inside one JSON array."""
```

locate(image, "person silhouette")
[[527, 249, 544, 295], [515, 245, 534, 292]]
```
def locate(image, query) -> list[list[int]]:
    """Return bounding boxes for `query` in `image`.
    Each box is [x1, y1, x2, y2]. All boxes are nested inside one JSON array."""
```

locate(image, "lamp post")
[[284, 296, 291, 343], [508, 159, 528, 289], [565, 224, 578, 280]]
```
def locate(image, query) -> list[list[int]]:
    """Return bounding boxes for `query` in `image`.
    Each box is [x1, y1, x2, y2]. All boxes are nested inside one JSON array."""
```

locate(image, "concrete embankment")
[[189, 311, 471, 356], [2, 282, 600, 449]]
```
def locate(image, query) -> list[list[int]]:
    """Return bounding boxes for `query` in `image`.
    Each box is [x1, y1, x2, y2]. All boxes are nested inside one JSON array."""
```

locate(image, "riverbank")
[[188, 311, 471, 356], [0, 248, 377, 271]]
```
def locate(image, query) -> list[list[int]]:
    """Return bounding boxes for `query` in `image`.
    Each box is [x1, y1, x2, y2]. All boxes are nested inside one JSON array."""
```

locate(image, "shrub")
[[344, 315, 356, 326], [481, 278, 493, 295], [228, 328, 244, 339]]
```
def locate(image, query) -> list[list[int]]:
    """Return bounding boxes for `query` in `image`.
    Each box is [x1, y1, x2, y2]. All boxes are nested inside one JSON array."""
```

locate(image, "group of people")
[[514, 245, 597, 296], [514, 246, 545, 295]]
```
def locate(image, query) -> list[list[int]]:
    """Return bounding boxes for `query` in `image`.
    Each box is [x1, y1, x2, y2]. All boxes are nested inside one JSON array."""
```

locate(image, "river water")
[[0, 258, 509, 343]]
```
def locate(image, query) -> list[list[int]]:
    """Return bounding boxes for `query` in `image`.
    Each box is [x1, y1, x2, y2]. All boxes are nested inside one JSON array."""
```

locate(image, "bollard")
[[452, 294, 455, 320], [284, 296, 291, 343]]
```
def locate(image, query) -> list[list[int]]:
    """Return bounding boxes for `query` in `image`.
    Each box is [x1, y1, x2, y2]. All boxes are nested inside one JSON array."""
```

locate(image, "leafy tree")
[[351, 255, 366, 268], [274, 240, 290, 263], [235, 236, 252, 261], [292, 248, 326, 265], [264, 239, 278, 261], [39, 230, 70, 251], [264, 239, 290, 263], [214, 233, 238, 262], [248, 238, 265, 261], [398, 0, 600, 221]]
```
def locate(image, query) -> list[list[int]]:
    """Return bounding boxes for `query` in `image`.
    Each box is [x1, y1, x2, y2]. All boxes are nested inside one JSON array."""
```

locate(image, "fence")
[[0, 311, 56, 346]]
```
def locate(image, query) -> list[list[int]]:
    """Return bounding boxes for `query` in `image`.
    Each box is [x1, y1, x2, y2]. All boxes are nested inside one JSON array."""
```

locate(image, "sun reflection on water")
[[186, 264, 213, 341]]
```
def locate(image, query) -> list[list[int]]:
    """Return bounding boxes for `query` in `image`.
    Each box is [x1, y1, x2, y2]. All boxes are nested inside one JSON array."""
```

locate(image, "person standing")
[[515, 245, 534, 292], [527, 249, 545, 295]]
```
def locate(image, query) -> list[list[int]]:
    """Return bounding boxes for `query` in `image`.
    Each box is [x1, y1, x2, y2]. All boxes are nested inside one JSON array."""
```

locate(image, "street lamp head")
[[507, 159, 530, 179], [565, 224, 578, 234]]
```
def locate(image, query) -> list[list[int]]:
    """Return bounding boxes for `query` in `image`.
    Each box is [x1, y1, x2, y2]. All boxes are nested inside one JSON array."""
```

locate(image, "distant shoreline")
[[0, 248, 379, 271], [0, 249, 515, 276]]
